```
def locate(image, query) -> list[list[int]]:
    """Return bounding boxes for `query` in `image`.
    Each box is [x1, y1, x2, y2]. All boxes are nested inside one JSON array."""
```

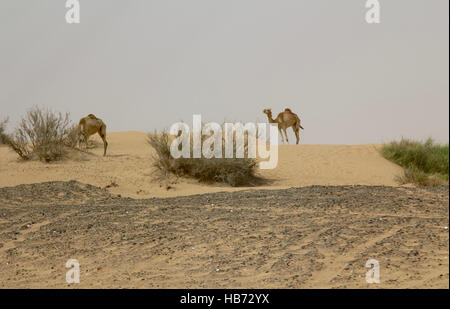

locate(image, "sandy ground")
[[0, 182, 447, 288], [0, 132, 447, 289], [0, 131, 404, 198]]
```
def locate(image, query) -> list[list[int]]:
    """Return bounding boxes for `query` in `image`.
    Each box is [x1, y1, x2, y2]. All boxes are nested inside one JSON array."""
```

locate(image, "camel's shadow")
[[75, 149, 127, 158], [105, 154, 127, 158]]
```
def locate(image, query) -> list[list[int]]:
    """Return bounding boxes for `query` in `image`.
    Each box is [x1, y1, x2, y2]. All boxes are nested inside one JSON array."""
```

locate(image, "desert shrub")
[[148, 131, 264, 187], [395, 167, 446, 186], [0, 118, 7, 144], [64, 124, 81, 149], [148, 132, 173, 179], [4, 107, 78, 162], [382, 138, 449, 186]]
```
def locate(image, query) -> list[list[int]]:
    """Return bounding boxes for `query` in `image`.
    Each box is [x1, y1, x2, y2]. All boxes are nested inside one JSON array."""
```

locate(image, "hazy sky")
[[0, 0, 448, 144]]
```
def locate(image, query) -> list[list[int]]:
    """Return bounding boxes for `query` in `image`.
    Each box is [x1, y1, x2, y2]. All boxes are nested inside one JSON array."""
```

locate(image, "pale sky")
[[0, 0, 448, 144]]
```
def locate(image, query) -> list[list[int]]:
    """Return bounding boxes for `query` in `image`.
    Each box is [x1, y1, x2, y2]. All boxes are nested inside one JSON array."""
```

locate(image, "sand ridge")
[[0, 131, 404, 198]]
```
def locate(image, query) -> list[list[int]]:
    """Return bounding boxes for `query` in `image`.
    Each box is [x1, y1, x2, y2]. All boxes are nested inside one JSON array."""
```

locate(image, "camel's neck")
[[266, 114, 277, 123]]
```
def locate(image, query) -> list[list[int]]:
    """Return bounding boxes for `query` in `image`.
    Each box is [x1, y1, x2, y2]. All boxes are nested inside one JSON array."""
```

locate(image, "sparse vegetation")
[[147, 131, 264, 187], [0, 117, 7, 145], [382, 138, 449, 186], [64, 124, 81, 149], [3, 107, 79, 162]]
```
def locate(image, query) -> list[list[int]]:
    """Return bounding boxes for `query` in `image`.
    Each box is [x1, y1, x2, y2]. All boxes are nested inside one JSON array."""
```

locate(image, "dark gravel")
[[0, 181, 448, 288]]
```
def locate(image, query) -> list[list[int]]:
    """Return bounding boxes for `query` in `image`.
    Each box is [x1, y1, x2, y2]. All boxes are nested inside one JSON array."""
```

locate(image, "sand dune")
[[0, 131, 404, 198]]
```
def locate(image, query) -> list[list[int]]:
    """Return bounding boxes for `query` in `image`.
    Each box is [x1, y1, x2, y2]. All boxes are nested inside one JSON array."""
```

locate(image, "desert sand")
[[0, 182, 448, 289], [0, 131, 405, 198], [0, 132, 448, 289]]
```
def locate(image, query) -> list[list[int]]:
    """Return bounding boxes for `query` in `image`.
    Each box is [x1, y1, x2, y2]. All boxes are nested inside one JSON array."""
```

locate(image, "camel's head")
[[263, 108, 272, 116]]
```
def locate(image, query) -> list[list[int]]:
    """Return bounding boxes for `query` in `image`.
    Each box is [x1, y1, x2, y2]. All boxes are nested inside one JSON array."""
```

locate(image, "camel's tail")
[[296, 118, 304, 130]]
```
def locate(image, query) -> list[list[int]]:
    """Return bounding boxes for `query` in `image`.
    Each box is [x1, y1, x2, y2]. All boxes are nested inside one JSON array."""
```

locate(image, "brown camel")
[[78, 114, 108, 156], [263, 108, 304, 144]]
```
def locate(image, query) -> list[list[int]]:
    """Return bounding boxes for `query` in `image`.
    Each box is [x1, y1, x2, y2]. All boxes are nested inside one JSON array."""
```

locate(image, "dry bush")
[[64, 124, 81, 149], [148, 131, 265, 187], [0, 117, 7, 145], [4, 107, 78, 162], [148, 132, 173, 180]]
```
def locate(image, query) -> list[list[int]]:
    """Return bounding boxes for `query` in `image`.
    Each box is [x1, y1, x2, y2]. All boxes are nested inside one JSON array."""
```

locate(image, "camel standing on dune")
[[78, 114, 108, 156], [263, 108, 304, 144]]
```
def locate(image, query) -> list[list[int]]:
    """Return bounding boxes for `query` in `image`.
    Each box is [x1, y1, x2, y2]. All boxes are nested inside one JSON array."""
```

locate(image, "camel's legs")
[[283, 128, 289, 144], [77, 137, 83, 150], [278, 127, 285, 144], [101, 136, 108, 156], [98, 126, 108, 156], [81, 135, 89, 150], [294, 127, 300, 144]]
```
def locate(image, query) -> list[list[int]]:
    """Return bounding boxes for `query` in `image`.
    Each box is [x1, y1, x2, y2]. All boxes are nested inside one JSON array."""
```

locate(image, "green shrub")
[[382, 138, 449, 186]]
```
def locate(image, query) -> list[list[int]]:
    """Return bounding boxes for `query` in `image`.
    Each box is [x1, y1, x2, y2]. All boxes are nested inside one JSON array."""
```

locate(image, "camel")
[[263, 108, 304, 144], [78, 114, 108, 156]]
